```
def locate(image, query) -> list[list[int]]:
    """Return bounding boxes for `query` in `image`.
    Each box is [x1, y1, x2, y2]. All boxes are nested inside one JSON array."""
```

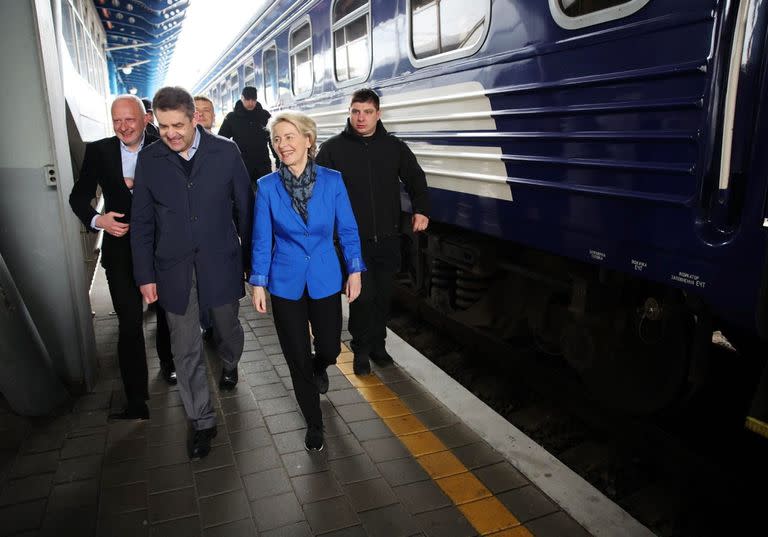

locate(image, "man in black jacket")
[[316, 89, 430, 375], [218, 86, 273, 188], [69, 95, 176, 421]]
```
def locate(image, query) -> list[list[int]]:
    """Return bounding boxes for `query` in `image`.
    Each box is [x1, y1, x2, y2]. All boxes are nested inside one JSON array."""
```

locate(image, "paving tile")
[[358, 502, 421, 537], [101, 457, 148, 487], [387, 380, 429, 397], [260, 521, 312, 537], [195, 465, 243, 497], [435, 471, 493, 505], [97, 510, 149, 537], [343, 477, 398, 512], [198, 489, 251, 528], [229, 427, 272, 452], [148, 462, 193, 494], [39, 504, 97, 537], [221, 395, 259, 415], [458, 497, 520, 534], [203, 517, 257, 537], [369, 399, 412, 419], [452, 442, 505, 470], [393, 479, 452, 514], [257, 396, 299, 416], [326, 388, 366, 407], [384, 415, 428, 436], [373, 366, 411, 383], [325, 433, 365, 461], [151, 405, 189, 427], [291, 471, 343, 504], [60, 432, 106, 459], [329, 453, 380, 484], [416, 451, 466, 479], [150, 514, 202, 537], [497, 485, 559, 523], [355, 385, 398, 402], [101, 482, 148, 515], [105, 437, 148, 464], [251, 326, 277, 337], [272, 429, 306, 455], [250, 492, 305, 531], [414, 505, 477, 537], [488, 527, 536, 537], [415, 407, 459, 429], [20, 430, 65, 454], [320, 527, 368, 537], [474, 462, 529, 494], [148, 423, 188, 446], [430, 423, 482, 449], [10, 450, 59, 478], [192, 443, 236, 473], [265, 412, 306, 434], [324, 414, 352, 437], [251, 383, 290, 401], [399, 431, 447, 457], [378, 457, 433, 489], [240, 350, 268, 363], [281, 450, 330, 477], [263, 344, 284, 355], [147, 391, 183, 411], [275, 364, 291, 377], [361, 436, 411, 463], [336, 403, 380, 423], [0, 473, 53, 505], [148, 487, 197, 523], [347, 418, 393, 442], [224, 410, 264, 433], [54, 454, 102, 484], [523, 511, 592, 537], [235, 445, 282, 475], [0, 499, 46, 536], [303, 495, 359, 534], [47, 478, 99, 511], [242, 467, 293, 501], [241, 360, 275, 374], [146, 441, 190, 469]]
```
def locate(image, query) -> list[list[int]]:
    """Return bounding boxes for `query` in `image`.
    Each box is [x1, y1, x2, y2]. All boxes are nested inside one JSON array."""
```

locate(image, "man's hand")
[[96, 211, 130, 237], [252, 286, 267, 313], [346, 272, 362, 303], [412, 213, 429, 233], [140, 283, 158, 304]]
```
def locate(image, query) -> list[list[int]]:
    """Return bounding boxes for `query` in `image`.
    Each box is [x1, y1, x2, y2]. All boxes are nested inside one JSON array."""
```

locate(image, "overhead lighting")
[[129, 87, 138, 95], [122, 66, 133, 75]]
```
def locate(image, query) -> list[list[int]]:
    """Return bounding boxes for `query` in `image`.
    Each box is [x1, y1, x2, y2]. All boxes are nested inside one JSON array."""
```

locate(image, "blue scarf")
[[278, 159, 316, 224]]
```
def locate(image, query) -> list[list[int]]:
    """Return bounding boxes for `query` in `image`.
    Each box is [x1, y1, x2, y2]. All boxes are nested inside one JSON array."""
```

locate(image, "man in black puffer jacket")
[[218, 86, 274, 188], [316, 88, 430, 376]]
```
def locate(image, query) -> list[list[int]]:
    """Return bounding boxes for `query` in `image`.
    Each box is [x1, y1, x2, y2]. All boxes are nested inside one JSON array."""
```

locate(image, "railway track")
[[390, 285, 767, 537]]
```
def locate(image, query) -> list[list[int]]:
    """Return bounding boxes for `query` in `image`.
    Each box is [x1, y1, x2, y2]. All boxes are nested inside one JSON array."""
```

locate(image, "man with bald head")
[[69, 95, 175, 421]]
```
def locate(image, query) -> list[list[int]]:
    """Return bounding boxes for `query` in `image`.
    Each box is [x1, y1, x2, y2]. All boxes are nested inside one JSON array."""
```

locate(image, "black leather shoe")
[[315, 367, 329, 394], [108, 404, 149, 421], [304, 424, 324, 452], [370, 349, 394, 367], [353, 353, 371, 375], [189, 426, 217, 459], [219, 366, 238, 390], [160, 362, 177, 385]]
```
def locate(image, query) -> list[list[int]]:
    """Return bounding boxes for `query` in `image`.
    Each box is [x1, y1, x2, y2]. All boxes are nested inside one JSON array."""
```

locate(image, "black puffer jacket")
[[218, 100, 272, 174], [316, 120, 429, 241]]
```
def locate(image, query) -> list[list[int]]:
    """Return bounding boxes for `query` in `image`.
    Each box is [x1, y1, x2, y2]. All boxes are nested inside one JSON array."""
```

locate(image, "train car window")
[[61, 1, 79, 72], [290, 20, 313, 96], [227, 71, 239, 109], [244, 61, 256, 88], [549, 0, 650, 29], [408, 0, 489, 65], [332, 0, 370, 84], [263, 45, 279, 107], [219, 80, 230, 116]]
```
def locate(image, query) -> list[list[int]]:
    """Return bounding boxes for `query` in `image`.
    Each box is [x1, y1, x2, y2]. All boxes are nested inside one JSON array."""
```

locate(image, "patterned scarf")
[[279, 159, 317, 224]]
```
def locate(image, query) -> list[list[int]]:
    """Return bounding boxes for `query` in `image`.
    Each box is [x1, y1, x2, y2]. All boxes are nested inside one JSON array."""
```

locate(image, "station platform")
[[0, 268, 651, 537]]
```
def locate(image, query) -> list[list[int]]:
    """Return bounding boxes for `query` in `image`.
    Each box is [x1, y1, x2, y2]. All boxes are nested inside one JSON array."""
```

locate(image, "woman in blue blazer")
[[249, 111, 365, 451]]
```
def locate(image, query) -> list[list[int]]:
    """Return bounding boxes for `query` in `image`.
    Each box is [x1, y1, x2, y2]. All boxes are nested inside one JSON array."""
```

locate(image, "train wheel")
[[564, 296, 694, 414]]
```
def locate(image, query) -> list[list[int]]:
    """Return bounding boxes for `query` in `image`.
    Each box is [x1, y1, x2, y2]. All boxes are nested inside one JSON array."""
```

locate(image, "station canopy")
[[96, 0, 190, 98]]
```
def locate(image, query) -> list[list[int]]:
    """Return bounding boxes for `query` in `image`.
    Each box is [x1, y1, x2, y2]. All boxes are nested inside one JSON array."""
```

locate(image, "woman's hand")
[[252, 286, 267, 313], [346, 272, 362, 303]]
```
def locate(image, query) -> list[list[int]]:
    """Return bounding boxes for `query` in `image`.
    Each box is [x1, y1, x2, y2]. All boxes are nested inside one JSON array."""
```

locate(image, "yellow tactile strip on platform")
[[336, 347, 534, 536]]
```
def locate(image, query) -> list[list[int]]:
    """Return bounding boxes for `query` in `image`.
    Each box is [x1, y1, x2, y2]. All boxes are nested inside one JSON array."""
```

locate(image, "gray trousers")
[[165, 270, 244, 430]]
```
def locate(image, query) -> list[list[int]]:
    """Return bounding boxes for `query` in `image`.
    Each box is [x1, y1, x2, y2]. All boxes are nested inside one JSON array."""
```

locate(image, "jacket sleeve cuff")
[[248, 274, 268, 287], [346, 257, 366, 274]]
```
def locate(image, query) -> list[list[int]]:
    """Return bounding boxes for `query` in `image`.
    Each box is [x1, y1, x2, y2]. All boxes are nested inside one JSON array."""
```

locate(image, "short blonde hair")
[[267, 110, 317, 159]]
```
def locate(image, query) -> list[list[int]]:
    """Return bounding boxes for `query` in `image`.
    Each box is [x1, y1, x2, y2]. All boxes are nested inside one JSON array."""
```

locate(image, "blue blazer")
[[249, 165, 365, 300]]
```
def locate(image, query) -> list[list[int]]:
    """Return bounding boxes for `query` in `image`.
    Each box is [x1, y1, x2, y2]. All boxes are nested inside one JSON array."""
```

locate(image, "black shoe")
[[202, 327, 214, 341], [353, 353, 371, 375], [304, 425, 324, 452], [370, 349, 394, 367], [108, 403, 149, 421], [219, 366, 238, 390], [315, 367, 329, 394], [160, 362, 177, 385], [189, 426, 217, 460]]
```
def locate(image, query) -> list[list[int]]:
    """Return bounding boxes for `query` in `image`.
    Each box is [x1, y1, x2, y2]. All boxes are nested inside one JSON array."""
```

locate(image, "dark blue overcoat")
[[130, 126, 253, 315]]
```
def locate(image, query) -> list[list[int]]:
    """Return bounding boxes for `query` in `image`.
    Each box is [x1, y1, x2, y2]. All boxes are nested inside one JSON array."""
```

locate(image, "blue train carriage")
[[194, 0, 768, 433]]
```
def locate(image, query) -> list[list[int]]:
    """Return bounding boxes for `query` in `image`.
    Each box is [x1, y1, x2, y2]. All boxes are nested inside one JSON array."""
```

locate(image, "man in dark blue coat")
[[131, 86, 253, 459]]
